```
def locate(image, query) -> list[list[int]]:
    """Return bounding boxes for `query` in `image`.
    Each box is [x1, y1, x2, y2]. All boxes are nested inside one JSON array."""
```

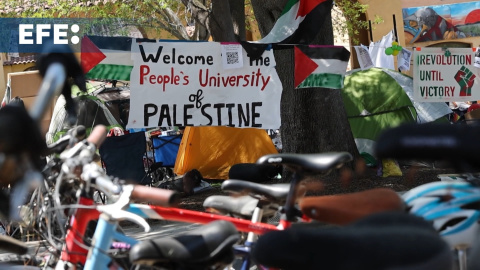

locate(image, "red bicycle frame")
[[59, 192, 304, 267], [60, 196, 99, 266]]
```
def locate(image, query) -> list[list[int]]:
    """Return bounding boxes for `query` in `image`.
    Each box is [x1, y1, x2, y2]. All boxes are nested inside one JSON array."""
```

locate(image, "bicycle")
[[52, 125, 237, 270], [1, 46, 450, 270]]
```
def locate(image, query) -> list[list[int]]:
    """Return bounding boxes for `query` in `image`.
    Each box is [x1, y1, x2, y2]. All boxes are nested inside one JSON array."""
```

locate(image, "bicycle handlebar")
[[0, 43, 83, 221], [131, 185, 181, 207], [35, 42, 87, 126], [86, 125, 107, 147]]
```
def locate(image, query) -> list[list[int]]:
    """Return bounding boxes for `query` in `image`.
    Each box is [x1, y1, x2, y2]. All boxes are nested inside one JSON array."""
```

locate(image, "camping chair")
[[152, 134, 182, 167], [150, 134, 182, 184], [99, 131, 152, 185]]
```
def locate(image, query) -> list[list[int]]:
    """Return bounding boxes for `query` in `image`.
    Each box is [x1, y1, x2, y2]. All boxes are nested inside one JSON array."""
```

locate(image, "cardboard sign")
[[413, 47, 480, 102]]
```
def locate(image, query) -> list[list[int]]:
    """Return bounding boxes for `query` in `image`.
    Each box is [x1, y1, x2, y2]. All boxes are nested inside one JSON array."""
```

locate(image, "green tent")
[[341, 67, 451, 156]]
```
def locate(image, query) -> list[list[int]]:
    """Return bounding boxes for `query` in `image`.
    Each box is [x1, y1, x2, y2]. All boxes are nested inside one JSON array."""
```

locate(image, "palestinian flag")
[[257, 0, 333, 44], [295, 45, 350, 89], [81, 35, 134, 81]]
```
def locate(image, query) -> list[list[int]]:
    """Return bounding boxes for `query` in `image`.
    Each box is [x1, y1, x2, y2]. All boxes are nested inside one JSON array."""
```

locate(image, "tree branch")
[[181, 0, 210, 26], [159, 7, 191, 39]]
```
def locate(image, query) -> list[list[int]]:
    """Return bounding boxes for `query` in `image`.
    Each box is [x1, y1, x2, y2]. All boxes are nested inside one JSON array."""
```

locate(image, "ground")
[[178, 164, 457, 212]]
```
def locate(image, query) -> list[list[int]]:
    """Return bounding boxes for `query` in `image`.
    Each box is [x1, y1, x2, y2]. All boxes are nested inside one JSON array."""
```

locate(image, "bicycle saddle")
[[257, 152, 353, 174], [376, 123, 480, 172], [129, 220, 239, 269], [299, 188, 406, 225], [228, 163, 281, 183], [252, 211, 453, 270], [221, 180, 290, 203]]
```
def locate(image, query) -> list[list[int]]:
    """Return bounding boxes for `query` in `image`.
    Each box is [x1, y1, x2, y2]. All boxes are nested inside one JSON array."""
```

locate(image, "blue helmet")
[[403, 181, 480, 249]]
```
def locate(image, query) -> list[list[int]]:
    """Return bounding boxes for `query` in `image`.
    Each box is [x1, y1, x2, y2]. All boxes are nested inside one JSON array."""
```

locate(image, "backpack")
[[182, 169, 203, 196], [157, 169, 203, 196]]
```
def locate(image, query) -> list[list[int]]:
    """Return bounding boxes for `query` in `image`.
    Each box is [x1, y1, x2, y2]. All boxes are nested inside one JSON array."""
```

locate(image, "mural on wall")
[[403, 1, 480, 44]]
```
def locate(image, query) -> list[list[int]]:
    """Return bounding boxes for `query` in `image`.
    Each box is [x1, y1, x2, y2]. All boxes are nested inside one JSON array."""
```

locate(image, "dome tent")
[[46, 93, 122, 144], [341, 67, 452, 156]]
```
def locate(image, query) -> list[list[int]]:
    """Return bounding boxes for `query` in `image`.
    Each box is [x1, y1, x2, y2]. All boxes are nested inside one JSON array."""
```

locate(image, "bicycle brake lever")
[[59, 141, 86, 160], [98, 206, 151, 233], [97, 185, 151, 232]]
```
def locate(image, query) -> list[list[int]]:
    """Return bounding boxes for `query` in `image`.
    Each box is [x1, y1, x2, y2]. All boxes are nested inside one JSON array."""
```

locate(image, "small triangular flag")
[[81, 36, 106, 74], [294, 46, 318, 88]]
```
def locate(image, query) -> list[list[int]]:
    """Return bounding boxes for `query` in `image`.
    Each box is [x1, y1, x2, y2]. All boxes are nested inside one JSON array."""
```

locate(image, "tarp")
[[342, 67, 451, 155], [174, 126, 278, 180]]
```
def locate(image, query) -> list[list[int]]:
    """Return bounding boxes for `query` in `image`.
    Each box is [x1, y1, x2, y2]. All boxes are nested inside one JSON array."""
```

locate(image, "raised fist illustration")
[[454, 66, 475, 96]]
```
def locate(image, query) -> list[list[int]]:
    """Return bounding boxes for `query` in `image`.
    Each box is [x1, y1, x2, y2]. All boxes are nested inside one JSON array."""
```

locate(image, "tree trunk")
[[252, 0, 360, 181], [209, 0, 236, 41], [229, 0, 246, 41], [250, 0, 286, 37]]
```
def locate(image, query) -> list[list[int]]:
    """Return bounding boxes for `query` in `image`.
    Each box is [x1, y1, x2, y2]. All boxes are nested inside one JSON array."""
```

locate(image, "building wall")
[[360, 0, 406, 44], [360, 0, 480, 46], [0, 55, 36, 100]]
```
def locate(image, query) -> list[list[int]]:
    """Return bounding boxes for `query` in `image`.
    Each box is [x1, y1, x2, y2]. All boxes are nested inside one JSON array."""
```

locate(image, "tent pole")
[[393, 14, 401, 72], [369, 20, 373, 42], [393, 14, 398, 42]]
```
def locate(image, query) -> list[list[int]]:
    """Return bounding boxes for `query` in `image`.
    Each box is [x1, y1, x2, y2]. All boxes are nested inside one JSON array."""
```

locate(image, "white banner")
[[127, 41, 282, 129], [413, 47, 480, 102]]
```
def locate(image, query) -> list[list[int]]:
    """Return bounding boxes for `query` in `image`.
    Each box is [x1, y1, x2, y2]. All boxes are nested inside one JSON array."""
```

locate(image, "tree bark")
[[229, 0, 246, 41], [209, 0, 236, 41], [250, 0, 286, 37], [252, 0, 360, 181], [194, 0, 210, 41]]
